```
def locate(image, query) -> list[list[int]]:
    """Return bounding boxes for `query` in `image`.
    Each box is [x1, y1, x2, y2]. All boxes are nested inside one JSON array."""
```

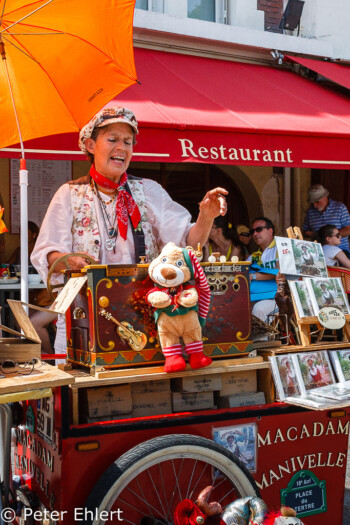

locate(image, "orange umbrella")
[[0, 0, 137, 302], [0, 0, 137, 149]]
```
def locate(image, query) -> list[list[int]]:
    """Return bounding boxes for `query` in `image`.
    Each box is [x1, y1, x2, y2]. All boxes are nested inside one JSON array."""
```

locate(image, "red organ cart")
[[9, 261, 350, 525]]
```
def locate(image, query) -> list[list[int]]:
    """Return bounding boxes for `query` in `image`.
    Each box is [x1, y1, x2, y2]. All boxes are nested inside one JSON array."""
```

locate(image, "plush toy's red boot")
[[164, 355, 187, 373], [189, 353, 212, 370]]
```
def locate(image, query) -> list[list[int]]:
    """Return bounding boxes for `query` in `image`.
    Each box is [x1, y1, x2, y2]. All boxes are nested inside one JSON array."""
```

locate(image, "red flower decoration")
[[81, 217, 91, 227]]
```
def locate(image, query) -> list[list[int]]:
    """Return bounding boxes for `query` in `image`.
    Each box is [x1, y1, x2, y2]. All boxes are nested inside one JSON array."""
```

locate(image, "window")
[[188, 0, 215, 22], [135, 0, 149, 9], [135, 0, 164, 12]]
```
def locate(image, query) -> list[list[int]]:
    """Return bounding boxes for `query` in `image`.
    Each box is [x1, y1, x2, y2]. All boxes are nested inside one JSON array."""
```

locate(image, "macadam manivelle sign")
[[256, 418, 348, 493]]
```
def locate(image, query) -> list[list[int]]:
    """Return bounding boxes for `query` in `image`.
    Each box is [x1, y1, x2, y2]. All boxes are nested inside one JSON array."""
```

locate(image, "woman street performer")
[[31, 106, 228, 355]]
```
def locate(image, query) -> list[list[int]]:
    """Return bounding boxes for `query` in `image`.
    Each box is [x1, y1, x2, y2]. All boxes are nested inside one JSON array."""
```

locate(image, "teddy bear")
[[146, 242, 212, 373]]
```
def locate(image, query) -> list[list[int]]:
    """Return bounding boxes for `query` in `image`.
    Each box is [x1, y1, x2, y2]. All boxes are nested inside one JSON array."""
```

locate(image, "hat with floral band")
[[79, 106, 138, 154]]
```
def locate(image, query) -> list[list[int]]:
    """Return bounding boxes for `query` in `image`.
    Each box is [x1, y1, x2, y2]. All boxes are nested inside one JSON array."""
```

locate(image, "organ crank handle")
[[47, 252, 96, 300]]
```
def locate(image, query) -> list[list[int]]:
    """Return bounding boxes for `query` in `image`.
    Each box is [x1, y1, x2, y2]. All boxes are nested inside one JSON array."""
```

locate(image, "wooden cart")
[[6, 260, 350, 525]]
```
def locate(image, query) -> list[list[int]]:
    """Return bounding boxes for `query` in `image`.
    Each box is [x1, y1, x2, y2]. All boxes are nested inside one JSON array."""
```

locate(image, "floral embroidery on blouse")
[[69, 179, 159, 262]]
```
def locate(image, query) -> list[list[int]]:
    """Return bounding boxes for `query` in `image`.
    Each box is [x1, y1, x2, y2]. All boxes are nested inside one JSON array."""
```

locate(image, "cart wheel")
[[84, 434, 260, 525], [47, 252, 96, 300]]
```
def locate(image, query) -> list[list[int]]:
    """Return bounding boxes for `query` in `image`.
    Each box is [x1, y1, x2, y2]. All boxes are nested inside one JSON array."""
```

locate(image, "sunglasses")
[[250, 226, 268, 235], [239, 232, 251, 237], [332, 233, 341, 238]]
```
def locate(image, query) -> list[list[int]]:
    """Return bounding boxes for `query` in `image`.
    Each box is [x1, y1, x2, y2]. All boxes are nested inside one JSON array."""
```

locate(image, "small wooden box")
[[171, 374, 222, 393], [0, 300, 42, 363], [80, 384, 132, 419], [132, 391, 172, 417], [172, 391, 215, 412], [131, 379, 170, 394], [219, 370, 257, 396], [216, 391, 265, 408]]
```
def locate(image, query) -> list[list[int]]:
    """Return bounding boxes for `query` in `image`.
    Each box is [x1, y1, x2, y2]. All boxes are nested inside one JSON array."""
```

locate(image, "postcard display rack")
[[291, 293, 350, 347], [281, 227, 350, 347]]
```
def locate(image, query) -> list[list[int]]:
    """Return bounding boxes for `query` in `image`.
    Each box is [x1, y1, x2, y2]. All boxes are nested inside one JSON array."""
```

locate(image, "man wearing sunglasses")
[[247, 217, 279, 323], [303, 184, 350, 257]]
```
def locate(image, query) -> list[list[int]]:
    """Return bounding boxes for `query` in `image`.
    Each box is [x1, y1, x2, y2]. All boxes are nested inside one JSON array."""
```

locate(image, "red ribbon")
[[90, 165, 141, 240]]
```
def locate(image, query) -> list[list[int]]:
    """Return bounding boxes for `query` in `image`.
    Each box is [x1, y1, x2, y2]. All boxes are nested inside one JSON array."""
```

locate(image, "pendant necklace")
[[93, 181, 118, 251]]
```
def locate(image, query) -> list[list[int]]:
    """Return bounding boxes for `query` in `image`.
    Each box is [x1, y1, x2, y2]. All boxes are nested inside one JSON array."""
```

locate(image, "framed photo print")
[[329, 349, 350, 382], [275, 237, 327, 278], [306, 277, 349, 315], [289, 280, 315, 318], [212, 423, 257, 472], [269, 355, 301, 400], [294, 351, 335, 392]]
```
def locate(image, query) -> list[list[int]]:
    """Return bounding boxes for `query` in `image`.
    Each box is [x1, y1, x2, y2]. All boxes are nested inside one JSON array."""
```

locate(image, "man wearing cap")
[[31, 106, 227, 355], [303, 184, 350, 255]]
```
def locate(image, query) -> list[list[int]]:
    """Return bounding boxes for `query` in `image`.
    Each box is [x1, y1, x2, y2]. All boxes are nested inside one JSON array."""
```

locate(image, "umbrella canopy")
[[0, 0, 137, 303], [0, 0, 137, 149]]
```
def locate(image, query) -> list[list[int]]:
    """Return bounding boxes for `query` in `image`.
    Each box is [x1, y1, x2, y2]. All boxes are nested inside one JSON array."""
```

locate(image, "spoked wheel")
[[84, 434, 260, 525]]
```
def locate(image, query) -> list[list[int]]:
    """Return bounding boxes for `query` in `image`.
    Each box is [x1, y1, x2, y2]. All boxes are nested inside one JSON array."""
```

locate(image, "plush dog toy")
[[146, 242, 212, 373]]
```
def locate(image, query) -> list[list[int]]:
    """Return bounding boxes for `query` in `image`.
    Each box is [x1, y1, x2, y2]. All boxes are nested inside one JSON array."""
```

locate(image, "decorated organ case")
[[66, 261, 253, 369]]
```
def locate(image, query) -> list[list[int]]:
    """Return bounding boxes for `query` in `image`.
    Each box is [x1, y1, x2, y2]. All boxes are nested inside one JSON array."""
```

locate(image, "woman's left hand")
[[199, 187, 228, 218]]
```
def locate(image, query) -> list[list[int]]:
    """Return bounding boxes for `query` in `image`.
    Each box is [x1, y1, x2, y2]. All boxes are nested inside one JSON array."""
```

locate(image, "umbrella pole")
[[1, 36, 29, 305], [20, 159, 29, 305]]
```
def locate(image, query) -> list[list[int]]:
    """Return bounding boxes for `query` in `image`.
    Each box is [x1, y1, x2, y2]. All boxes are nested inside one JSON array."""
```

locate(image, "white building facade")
[[134, 0, 350, 60], [129, 1, 350, 234]]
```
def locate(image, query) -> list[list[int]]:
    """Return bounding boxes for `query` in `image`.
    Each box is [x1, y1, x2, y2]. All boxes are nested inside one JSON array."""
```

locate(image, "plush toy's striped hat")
[[182, 248, 211, 326]]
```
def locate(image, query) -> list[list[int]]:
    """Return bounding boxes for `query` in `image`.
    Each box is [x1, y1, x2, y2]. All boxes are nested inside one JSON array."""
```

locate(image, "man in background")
[[303, 184, 350, 256], [248, 217, 278, 323]]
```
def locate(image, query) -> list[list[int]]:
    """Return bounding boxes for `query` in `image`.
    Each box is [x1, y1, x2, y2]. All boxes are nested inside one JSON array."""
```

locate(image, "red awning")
[[3, 48, 350, 168], [285, 54, 350, 91]]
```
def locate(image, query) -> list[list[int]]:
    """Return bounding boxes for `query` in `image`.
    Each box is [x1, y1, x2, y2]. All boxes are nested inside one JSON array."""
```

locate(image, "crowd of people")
[[1, 104, 350, 349]]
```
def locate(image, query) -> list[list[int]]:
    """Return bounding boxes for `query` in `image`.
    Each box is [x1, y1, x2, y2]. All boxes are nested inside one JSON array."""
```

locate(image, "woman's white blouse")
[[31, 178, 194, 352]]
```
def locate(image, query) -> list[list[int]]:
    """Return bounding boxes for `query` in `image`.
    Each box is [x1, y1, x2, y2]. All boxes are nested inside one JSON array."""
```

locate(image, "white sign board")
[[275, 237, 328, 278], [10, 159, 72, 233], [318, 306, 346, 329]]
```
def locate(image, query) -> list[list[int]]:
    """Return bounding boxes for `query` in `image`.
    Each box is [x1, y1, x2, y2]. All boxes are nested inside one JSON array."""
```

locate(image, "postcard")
[[306, 277, 349, 315], [269, 355, 301, 401], [288, 280, 315, 318], [310, 382, 350, 401], [275, 237, 327, 278], [293, 351, 335, 393], [329, 349, 350, 382], [285, 393, 346, 410], [212, 423, 257, 472]]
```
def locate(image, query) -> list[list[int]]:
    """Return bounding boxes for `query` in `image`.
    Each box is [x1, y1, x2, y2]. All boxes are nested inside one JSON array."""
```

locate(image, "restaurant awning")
[[3, 48, 350, 169], [285, 55, 350, 91]]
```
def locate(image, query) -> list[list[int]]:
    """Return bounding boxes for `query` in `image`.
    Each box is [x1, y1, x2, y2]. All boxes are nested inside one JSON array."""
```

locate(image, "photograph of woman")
[[276, 355, 301, 397], [298, 352, 334, 390], [307, 277, 349, 315]]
